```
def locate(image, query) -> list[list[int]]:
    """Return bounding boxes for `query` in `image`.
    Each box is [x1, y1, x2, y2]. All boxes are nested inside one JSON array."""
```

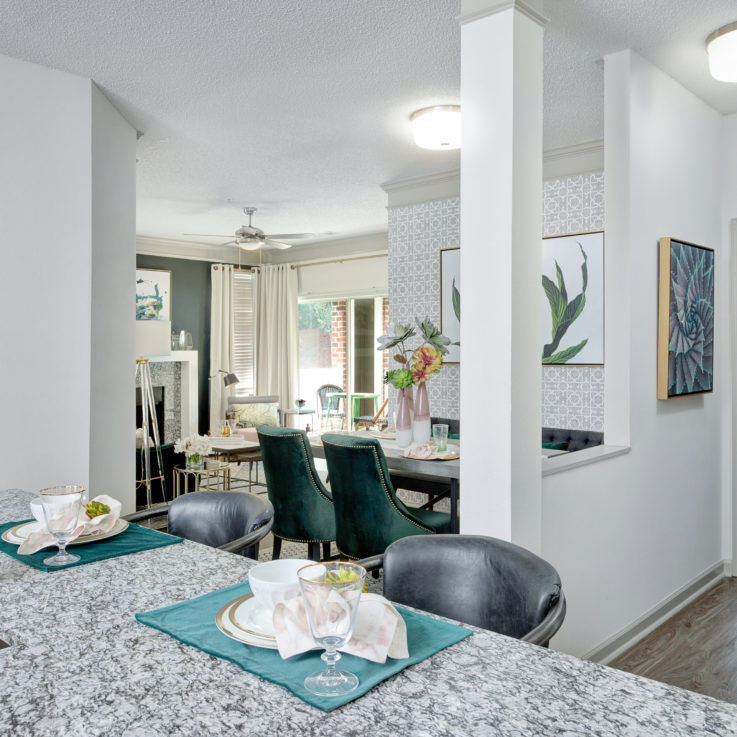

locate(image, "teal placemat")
[[136, 582, 472, 712], [0, 519, 183, 572]]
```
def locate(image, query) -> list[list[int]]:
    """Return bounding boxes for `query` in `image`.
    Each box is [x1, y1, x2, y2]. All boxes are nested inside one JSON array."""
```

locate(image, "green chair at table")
[[257, 426, 336, 561], [322, 433, 451, 560]]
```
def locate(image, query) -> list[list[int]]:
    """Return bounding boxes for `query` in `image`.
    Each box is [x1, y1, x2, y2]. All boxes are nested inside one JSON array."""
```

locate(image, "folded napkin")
[[273, 592, 409, 664], [404, 442, 436, 459], [18, 494, 122, 555]]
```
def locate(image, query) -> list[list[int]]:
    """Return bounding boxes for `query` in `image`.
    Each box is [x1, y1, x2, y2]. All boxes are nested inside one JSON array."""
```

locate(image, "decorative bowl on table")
[[295, 399, 306, 408]]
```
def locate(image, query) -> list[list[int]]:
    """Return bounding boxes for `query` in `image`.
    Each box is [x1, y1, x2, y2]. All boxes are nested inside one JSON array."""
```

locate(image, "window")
[[298, 296, 389, 424], [232, 270, 255, 397]]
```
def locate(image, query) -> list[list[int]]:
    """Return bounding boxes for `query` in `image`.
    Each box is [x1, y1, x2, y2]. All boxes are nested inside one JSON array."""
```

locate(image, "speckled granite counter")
[[2, 488, 737, 737]]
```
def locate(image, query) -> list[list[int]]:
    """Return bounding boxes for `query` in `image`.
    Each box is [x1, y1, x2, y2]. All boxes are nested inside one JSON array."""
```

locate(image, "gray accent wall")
[[136, 255, 211, 434], [387, 170, 605, 432]]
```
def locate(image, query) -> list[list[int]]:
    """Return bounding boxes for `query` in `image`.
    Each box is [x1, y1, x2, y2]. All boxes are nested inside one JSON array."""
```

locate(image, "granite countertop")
[[2, 488, 737, 737]]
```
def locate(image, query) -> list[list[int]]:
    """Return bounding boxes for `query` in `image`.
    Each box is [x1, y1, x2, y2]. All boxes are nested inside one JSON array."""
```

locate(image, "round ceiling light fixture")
[[706, 21, 737, 82], [410, 105, 461, 150]]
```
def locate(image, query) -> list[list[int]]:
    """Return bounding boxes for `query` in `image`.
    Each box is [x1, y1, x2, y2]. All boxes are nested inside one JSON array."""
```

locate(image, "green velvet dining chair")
[[256, 426, 336, 561], [321, 433, 451, 560]]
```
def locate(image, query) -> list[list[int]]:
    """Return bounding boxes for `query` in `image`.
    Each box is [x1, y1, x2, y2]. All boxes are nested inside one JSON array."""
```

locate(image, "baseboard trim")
[[584, 559, 729, 666]]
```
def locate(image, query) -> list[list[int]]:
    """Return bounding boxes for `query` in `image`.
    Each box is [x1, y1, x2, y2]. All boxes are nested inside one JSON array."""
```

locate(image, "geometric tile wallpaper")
[[387, 198, 461, 420], [387, 170, 605, 431], [542, 171, 605, 432]]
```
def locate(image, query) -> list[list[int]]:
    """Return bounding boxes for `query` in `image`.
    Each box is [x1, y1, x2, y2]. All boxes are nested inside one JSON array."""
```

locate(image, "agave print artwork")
[[541, 232, 604, 365], [657, 238, 714, 399]]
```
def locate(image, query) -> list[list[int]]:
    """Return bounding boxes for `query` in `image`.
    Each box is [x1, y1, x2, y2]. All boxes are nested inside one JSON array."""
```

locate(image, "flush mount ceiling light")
[[706, 21, 737, 82], [410, 106, 461, 150]]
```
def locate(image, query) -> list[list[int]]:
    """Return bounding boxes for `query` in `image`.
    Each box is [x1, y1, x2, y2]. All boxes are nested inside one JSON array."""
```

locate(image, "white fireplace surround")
[[137, 350, 198, 442]]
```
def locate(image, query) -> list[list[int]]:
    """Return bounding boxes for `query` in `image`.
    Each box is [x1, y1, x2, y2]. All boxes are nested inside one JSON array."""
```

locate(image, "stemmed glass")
[[297, 562, 366, 697], [38, 485, 85, 566]]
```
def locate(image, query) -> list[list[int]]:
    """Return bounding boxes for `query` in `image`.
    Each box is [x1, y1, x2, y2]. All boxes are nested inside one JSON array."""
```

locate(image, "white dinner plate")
[[229, 594, 277, 638], [1, 518, 129, 547], [215, 595, 278, 649]]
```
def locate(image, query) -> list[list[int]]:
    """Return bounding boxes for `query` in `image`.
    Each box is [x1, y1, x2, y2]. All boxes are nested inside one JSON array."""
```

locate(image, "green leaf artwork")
[[542, 243, 589, 364], [451, 279, 461, 346]]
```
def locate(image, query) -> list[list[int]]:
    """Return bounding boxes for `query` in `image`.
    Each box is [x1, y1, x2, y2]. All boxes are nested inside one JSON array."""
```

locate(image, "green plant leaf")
[[452, 279, 461, 322], [542, 275, 565, 335], [578, 243, 588, 292], [542, 339, 588, 364], [555, 261, 568, 306]]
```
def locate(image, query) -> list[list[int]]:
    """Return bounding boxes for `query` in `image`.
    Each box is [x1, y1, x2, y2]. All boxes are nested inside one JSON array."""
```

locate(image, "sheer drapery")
[[255, 263, 299, 411], [209, 264, 235, 433]]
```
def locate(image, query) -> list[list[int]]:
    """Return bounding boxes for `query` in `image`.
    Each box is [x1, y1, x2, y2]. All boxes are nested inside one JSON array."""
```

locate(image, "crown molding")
[[135, 236, 260, 266], [136, 232, 387, 267], [458, 0, 548, 27], [543, 139, 604, 180], [381, 169, 460, 209]]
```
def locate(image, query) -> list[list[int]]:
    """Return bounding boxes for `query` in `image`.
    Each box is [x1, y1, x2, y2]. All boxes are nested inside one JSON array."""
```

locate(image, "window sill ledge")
[[542, 444, 630, 477]]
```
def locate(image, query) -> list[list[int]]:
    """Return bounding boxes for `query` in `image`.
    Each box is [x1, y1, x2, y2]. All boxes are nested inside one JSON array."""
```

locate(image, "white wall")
[[89, 85, 137, 507], [0, 55, 93, 490], [543, 50, 724, 657], [0, 54, 136, 508], [723, 113, 737, 566]]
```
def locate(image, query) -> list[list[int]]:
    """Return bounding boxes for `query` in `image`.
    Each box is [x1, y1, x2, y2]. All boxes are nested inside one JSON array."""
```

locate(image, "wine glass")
[[38, 485, 85, 566], [297, 562, 366, 697]]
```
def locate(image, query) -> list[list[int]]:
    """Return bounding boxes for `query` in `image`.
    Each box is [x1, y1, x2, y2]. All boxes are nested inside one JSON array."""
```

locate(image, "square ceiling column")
[[459, 0, 546, 552]]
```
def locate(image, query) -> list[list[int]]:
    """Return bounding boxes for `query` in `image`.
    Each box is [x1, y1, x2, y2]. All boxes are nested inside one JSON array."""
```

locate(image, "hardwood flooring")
[[610, 578, 737, 704]]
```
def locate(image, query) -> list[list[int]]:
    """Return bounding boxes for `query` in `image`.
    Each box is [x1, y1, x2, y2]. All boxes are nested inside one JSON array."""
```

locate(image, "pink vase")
[[396, 388, 412, 448], [412, 382, 431, 443]]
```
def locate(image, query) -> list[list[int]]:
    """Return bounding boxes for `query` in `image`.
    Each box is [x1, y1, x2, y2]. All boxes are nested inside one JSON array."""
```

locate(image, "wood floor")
[[610, 578, 737, 703]]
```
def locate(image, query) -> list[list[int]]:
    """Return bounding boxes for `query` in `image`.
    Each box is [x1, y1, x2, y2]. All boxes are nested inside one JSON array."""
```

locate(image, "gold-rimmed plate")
[[1, 518, 129, 547], [228, 594, 277, 640], [405, 451, 460, 461], [215, 595, 278, 649]]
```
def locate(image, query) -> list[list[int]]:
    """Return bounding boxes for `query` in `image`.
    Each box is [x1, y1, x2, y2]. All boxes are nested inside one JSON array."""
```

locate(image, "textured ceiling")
[[0, 0, 735, 246]]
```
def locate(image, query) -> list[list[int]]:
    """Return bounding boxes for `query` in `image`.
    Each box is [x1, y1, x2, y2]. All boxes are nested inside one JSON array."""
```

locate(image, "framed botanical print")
[[541, 231, 604, 365], [440, 247, 460, 364]]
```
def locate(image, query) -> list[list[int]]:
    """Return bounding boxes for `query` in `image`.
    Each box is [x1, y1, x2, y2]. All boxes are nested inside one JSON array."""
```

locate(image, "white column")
[[459, 0, 546, 551], [0, 54, 136, 510]]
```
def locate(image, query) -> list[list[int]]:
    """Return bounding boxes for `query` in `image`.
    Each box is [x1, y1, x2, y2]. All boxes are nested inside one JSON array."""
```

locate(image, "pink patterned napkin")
[[272, 592, 409, 663], [18, 495, 122, 555]]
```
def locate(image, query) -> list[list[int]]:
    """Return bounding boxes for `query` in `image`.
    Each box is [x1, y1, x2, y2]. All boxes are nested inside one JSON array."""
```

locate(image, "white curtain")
[[255, 263, 299, 411], [209, 264, 235, 433]]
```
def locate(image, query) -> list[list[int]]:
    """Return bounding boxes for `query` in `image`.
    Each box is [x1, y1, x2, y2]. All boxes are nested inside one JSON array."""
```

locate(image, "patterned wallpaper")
[[387, 198, 461, 420], [386, 170, 605, 431], [542, 172, 605, 432]]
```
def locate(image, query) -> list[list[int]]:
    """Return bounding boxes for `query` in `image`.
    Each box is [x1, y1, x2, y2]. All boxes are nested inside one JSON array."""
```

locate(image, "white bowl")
[[248, 558, 311, 612], [29, 500, 43, 522]]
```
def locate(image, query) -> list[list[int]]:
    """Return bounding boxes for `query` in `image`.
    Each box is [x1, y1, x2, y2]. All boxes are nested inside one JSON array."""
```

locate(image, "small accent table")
[[281, 408, 316, 430], [173, 462, 231, 498]]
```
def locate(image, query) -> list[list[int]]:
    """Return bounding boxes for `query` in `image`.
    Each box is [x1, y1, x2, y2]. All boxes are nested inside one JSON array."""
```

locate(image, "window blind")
[[232, 270, 255, 397]]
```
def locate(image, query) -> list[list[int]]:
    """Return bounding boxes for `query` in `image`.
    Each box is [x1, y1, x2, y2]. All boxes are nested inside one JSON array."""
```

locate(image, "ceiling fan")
[[184, 207, 314, 250]]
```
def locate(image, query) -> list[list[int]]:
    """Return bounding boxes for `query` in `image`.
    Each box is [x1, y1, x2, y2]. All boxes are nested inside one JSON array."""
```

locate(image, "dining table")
[[2, 487, 737, 736], [309, 431, 461, 533]]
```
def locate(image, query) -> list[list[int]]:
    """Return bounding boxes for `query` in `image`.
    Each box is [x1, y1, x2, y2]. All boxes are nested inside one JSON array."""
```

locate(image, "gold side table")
[[173, 462, 231, 498]]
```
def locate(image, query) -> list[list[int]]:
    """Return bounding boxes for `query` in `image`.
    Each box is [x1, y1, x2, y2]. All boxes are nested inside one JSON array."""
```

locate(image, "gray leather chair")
[[125, 491, 274, 560], [357, 534, 566, 647]]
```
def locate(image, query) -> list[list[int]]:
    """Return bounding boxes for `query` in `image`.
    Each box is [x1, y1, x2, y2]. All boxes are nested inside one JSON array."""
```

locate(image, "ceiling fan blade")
[[264, 233, 315, 240], [183, 233, 236, 238], [264, 239, 293, 250]]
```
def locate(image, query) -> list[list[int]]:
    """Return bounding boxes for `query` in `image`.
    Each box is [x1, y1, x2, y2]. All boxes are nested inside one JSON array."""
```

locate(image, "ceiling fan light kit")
[[410, 105, 461, 150], [706, 21, 737, 82], [184, 207, 314, 251]]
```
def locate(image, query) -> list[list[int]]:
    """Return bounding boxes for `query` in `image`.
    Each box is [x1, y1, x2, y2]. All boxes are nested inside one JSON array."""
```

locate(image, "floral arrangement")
[[379, 317, 450, 388], [174, 434, 212, 465]]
